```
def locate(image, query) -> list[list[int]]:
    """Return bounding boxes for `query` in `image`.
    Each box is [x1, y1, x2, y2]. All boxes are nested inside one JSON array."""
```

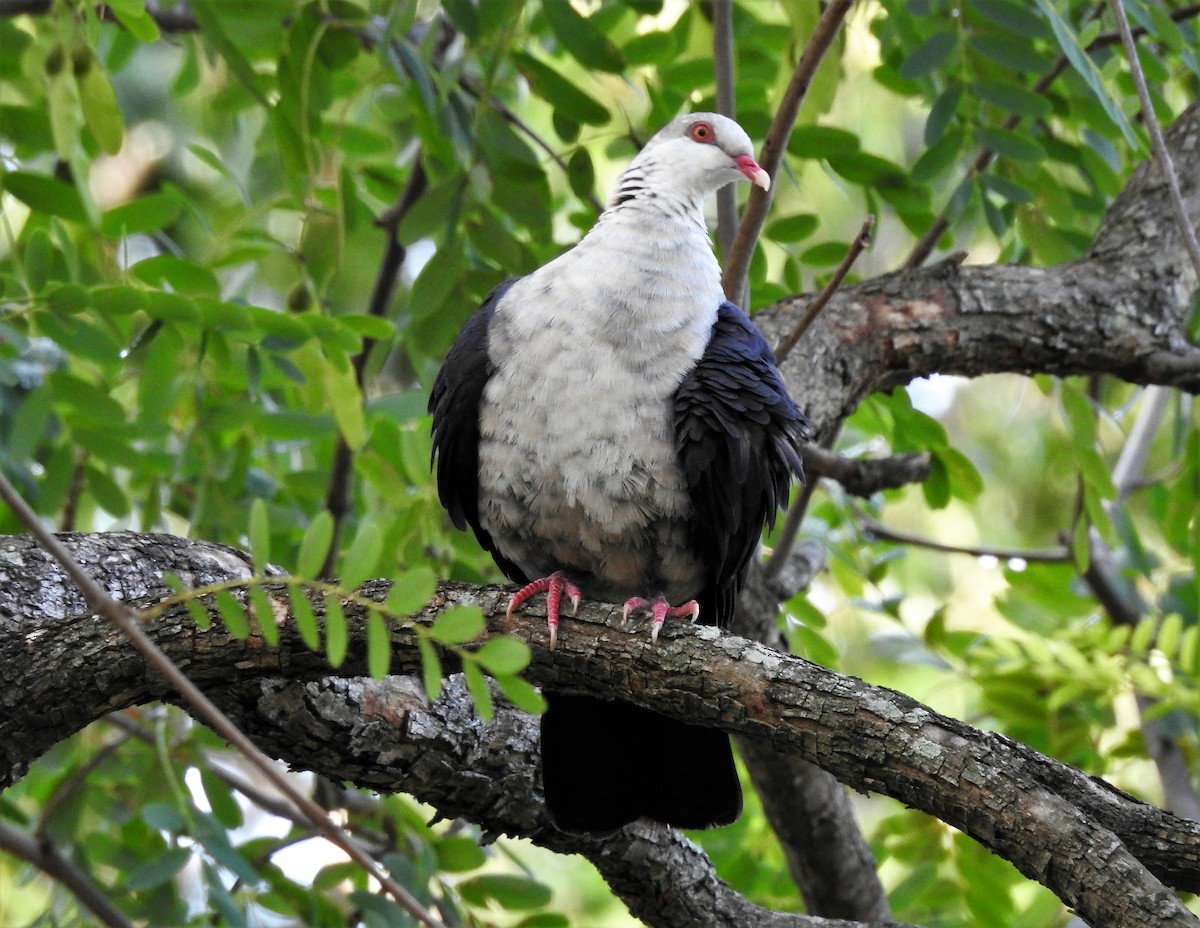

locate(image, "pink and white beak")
[[734, 154, 771, 191]]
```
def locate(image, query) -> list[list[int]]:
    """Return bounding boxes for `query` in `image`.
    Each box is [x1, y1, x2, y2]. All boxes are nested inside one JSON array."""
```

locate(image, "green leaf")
[[3, 171, 87, 222], [200, 768, 243, 829], [340, 518, 383, 590], [186, 595, 213, 631], [788, 125, 861, 159], [367, 612, 391, 678], [130, 255, 219, 296], [475, 636, 530, 675], [297, 510, 334, 578], [969, 33, 1053, 73], [512, 53, 610, 127], [900, 31, 957, 80], [186, 0, 268, 106], [418, 635, 442, 701], [122, 846, 191, 890], [1157, 613, 1183, 661], [409, 240, 464, 319], [541, 0, 625, 72], [1032, 0, 1139, 148], [85, 464, 129, 516], [1130, 615, 1156, 657], [972, 0, 1048, 39], [925, 84, 963, 145], [436, 835, 486, 873], [325, 596, 348, 667], [975, 126, 1046, 163], [47, 68, 82, 161], [935, 447, 984, 502], [981, 173, 1033, 204], [460, 659, 494, 721], [143, 292, 198, 325], [249, 585, 280, 647], [441, 0, 479, 39], [494, 674, 546, 714], [338, 314, 395, 341], [323, 354, 365, 450], [432, 606, 485, 645], [458, 873, 552, 910], [216, 590, 250, 639], [248, 498, 271, 572], [1078, 447, 1117, 500], [107, 0, 162, 42], [923, 452, 951, 509], [384, 566, 437, 616], [911, 128, 965, 183], [567, 147, 595, 202], [291, 587, 321, 651], [973, 80, 1053, 119], [623, 30, 677, 66], [77, 62, 124, 155], [800, 241, 852, 266], [101, 189, 184, 237], [766, 213, 819, 242]]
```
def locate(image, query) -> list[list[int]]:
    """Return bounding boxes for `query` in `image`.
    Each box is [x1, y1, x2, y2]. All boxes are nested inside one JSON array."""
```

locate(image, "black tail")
[[540, 692, 742, 833]]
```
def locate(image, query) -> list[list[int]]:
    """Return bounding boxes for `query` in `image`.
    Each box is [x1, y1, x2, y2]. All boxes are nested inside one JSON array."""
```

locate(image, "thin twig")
[[764, 423, 842, 580], [1108, 0, 1200, 280], [0, 821, 135, 928], [722, 0, 856, 306], [0, 473, 446, 928], [776, 215, 873, 363], [856, 509, 1071, 564], [713, 0, 738, 259]]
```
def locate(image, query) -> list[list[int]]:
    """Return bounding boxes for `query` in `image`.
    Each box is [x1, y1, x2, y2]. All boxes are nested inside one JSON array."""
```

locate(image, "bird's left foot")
[[621, 597, 700, 644], [506, 572, 581, 650]]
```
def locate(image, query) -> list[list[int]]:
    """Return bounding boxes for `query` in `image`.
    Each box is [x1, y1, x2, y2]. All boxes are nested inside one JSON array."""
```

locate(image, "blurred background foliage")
[[0, 0, 1198, 925]]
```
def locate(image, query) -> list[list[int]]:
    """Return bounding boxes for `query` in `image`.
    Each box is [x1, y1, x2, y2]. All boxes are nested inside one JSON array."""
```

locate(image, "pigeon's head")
[[638, 113, 770, 197]]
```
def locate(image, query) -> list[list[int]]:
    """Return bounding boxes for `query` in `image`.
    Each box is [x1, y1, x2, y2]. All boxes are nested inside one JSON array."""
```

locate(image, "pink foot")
[[506, 572, 581, 650], [621, 597, 700, 644]]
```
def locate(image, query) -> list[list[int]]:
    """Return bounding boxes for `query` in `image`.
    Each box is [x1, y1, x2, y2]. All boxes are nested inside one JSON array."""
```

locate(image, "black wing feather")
[[674, 301, 810, 628], [428, 278, 525, 582]]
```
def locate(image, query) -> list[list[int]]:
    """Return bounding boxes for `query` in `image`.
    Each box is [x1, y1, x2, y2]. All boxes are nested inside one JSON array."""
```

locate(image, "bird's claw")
[[507, 572, 582, 650], [622, 597, 701, 644]]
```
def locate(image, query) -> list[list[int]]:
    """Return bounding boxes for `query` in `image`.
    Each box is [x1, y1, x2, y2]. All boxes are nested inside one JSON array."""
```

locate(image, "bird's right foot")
[[506, 572, 582, 650]]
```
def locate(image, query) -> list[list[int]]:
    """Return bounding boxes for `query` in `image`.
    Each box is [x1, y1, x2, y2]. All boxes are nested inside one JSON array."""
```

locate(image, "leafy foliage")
[[1, 0, 1198, 925]]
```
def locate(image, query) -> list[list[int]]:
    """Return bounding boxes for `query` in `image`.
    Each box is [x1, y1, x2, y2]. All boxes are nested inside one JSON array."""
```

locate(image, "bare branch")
[[856, 509, 1070, 564], [5, 538, 1200, 926], [802, 446, 931, 497]]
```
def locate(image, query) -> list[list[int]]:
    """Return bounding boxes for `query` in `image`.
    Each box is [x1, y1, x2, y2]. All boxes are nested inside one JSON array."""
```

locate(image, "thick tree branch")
[[3, 533, 1199, 927]]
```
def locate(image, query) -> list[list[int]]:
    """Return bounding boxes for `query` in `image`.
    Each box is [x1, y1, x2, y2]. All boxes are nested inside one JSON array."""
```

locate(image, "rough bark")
[[3, 533, 1199, 927]]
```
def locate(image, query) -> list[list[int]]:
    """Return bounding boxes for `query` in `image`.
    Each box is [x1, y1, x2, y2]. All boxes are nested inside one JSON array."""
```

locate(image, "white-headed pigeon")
[[430, 113, 809, 832]]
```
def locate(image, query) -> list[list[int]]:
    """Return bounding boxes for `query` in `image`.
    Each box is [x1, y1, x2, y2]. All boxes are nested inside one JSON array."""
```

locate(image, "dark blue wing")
[[673, 301, 810, 627], [429, 278, 525, 582]]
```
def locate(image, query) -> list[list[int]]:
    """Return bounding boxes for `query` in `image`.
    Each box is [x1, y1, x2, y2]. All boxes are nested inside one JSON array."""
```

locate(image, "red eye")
[[688, 121, 715, 143]]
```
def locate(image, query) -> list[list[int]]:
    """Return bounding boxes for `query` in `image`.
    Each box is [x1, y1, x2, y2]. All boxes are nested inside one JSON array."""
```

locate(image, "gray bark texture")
[[2, 534, 1200, 928], [2, 105, 1199, 928]]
